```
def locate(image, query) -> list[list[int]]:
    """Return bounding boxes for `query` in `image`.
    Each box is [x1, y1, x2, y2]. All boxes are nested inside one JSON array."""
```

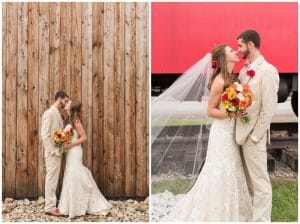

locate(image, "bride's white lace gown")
[[161, 117, 253, 221], [58, 130, 112, 218]]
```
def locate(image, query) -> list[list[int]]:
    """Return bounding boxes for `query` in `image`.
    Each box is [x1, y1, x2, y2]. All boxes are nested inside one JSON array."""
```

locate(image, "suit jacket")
[[235, 55, 279, 145], [41, 105, 64, 157]]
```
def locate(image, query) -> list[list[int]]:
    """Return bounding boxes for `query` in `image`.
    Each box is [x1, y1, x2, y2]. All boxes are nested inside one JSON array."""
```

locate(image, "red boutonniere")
[[246, 69, 255, 78]]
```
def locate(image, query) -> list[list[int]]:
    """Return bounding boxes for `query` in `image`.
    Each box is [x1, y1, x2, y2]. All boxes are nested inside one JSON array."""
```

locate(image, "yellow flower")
[[228, 90, 236, 100], [222, 101, 228, 109]]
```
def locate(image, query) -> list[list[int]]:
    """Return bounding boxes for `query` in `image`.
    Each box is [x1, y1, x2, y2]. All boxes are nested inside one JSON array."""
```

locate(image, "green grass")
[[152, 178, 195, 195], [152, 119, 212, 127], [271, 180, 298, 222], [152, 178, 298, 222]]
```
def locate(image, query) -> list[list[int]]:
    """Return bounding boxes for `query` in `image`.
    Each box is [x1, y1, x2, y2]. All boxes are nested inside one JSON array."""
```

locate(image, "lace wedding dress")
[[58, 130, 112, 218], [160, 117, 253, 221]]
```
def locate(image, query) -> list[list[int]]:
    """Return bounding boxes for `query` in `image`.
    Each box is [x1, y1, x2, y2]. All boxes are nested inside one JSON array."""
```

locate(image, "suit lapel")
[[252, 56, 265, 71], [244, 56, 265, 84], [239, 67, 248, 84]]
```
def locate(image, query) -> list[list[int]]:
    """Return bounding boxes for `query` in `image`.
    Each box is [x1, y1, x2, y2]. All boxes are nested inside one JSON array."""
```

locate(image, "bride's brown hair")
[[69, 100, 82, 125], [207, 44, 237, 90]]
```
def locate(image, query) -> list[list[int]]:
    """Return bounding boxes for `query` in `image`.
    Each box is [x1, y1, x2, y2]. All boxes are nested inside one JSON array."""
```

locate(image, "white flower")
[[237, 93, 245, 101], [228, 106, 237, 112], [236, 84, 243, 92]]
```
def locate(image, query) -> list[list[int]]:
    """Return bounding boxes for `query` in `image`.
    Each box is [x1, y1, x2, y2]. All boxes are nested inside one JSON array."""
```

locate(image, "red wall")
[[152, 2, 298, 74]]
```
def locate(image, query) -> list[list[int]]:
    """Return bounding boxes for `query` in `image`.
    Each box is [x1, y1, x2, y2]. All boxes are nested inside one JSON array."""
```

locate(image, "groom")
[[235, 30, 279, 221], [41, 91, 69, 216]]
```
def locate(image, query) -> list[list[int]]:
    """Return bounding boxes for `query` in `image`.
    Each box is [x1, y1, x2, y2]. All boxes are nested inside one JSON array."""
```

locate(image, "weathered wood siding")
[[2, 2, 149, 198]]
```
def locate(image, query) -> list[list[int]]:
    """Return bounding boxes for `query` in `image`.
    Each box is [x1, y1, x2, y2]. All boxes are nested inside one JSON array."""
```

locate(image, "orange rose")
[[239, 101, 248, 109], [243, 84, 250, 90]]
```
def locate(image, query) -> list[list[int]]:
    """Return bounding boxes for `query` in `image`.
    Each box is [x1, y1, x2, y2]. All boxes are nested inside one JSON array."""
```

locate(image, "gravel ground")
[[269, 159, 298, 181], [2, 197, 149, 222], [152, 159, 298, 182]]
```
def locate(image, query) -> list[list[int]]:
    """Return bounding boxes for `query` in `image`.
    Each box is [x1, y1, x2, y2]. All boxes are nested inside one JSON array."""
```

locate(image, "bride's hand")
[[62, 143, 73, 149], [230, 110, 248, 119]]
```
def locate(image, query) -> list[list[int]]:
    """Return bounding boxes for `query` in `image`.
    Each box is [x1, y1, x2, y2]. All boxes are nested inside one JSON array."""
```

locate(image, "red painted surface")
[[152, 2, 298, 74]]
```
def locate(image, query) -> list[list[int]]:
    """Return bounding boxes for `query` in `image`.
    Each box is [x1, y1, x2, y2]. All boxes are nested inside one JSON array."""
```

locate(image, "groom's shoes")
[[45, 208, 65, 217]]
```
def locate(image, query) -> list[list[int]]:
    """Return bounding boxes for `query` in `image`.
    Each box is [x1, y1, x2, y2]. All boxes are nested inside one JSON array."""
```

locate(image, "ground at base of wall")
[[2, 197, 149, 222]]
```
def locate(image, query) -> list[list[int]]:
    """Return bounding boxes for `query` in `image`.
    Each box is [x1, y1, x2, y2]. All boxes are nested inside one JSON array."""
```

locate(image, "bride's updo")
[[70, 100, 82, 125], [208, 44, 237, 90]]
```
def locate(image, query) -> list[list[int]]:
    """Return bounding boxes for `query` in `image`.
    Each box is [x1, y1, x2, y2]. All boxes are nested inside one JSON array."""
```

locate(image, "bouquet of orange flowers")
[[53, 124, 73, 154], [221, 82, 253, 124]]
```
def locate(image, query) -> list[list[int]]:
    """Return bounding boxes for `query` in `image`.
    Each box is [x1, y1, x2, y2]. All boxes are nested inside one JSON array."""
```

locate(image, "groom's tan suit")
[[236, 55, 279, 221], [41, 105, 64, 212]]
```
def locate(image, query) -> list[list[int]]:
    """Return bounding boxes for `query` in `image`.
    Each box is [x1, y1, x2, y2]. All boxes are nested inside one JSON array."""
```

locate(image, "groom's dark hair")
[[55, 91, 69, 100], [237, 29, 261, 49]]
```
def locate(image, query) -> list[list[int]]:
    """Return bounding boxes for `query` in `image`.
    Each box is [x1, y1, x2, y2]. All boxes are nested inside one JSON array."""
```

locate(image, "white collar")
[[248, 55, 264, 70]]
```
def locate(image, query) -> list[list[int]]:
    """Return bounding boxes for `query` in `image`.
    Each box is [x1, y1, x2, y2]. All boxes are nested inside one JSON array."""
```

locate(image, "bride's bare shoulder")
[[74, 119, 81, 124], [73, 119, 82, 127], [211, 74, 225, 90]]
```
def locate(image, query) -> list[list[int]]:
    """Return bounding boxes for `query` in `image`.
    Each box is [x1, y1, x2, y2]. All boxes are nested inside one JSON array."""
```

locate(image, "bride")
[[154, 45, 253, 221], [58, 100, 112, 218]]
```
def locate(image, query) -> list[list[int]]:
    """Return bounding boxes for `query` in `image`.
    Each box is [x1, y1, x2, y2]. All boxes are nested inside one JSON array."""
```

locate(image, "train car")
[[152, 2, 298, 115]]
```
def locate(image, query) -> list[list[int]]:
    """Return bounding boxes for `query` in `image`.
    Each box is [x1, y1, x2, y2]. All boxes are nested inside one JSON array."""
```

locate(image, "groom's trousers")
[[240, 134, 272, 222], [44, 155, 62, 212]]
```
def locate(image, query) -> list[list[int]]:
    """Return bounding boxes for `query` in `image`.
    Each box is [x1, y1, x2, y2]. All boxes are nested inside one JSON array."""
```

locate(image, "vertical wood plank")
[[5, 2, 18, 198], [57, 4, 69, 197], [70, 3, 82, 101], [49, 3, 60, 100], [113, 2, 125, 196], [27, 2, 39, 198], [81, 3, 93, 170], [92, 2, 105, 191], [38, 2, 50, 196], [124, 2, 136, 197], [135, 2, 149, 197], [59, 3, 71, 94], [16, 2, 28, 198], [145, 2, 150, 195], [103, 2, 115, 196], [2, 2, 7, 195]]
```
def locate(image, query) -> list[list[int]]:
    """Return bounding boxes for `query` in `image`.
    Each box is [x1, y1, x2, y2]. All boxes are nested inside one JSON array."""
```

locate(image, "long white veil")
[[151, 53, 214, 176]]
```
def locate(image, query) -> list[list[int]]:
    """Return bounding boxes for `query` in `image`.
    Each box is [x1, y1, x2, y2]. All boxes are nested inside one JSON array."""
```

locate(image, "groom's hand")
[[241, 110, 248, 117], [246, 134, 259, 146], [50, 150, 61, 157], [62, 143, 73, 149], [50, 151, 56, 157]]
